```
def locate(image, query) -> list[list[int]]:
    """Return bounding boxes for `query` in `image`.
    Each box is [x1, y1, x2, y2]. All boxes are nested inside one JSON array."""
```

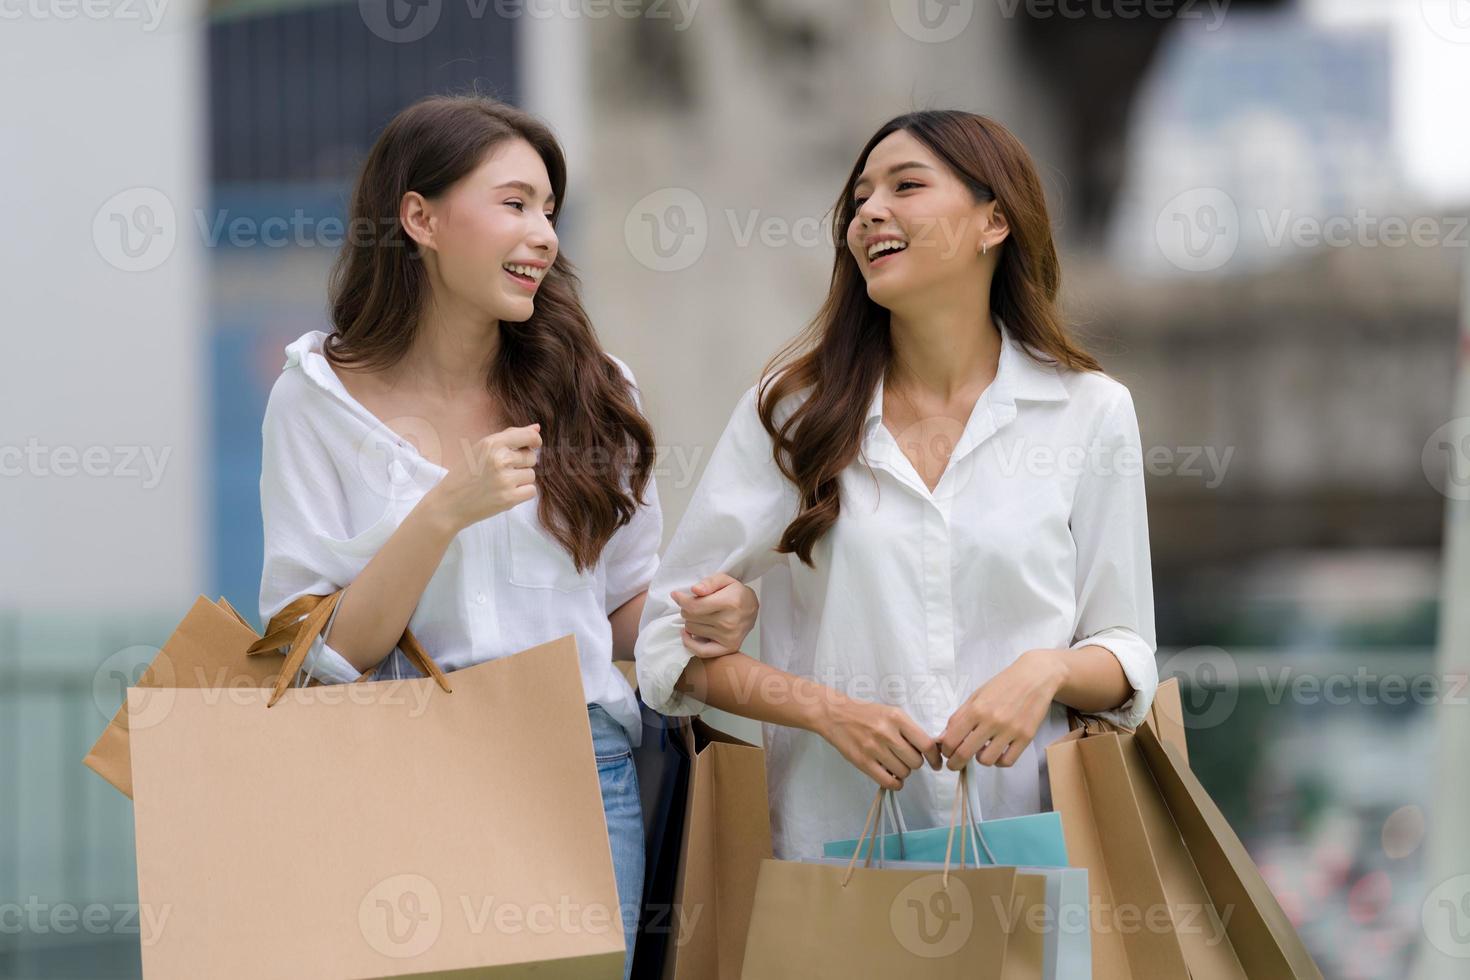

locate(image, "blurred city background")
[[3, 0, 1469, 977]]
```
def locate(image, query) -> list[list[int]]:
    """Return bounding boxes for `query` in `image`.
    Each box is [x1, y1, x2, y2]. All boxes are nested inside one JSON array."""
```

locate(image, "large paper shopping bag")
[[610, 662, 771, 980], [85, 590, 449, 799], [741, 774, 1046, 979], [1046, 717, 1322, 979], [661, 717, 772, 980], [84, 595, 277, 798], [128, 634, 624, 979], [740, 860, 1023, 979]]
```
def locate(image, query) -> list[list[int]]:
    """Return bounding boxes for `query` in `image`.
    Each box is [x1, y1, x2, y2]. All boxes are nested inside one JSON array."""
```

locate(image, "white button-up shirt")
[[635, 318, 1157, 859], [258, 330, 660, 745]]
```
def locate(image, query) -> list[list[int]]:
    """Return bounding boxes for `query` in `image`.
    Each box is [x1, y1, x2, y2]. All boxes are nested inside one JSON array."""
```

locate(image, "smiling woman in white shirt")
[[256, 94, 758, 979], [635, 109, 1159, 860]]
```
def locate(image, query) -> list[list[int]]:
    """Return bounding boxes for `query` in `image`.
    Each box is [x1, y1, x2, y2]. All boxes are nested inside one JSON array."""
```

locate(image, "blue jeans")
[[590, 704, 643, 980]]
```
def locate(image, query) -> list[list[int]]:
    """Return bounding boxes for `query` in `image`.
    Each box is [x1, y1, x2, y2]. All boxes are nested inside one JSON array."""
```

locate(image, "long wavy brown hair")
[[758, 110, 1103, 566], [323, 93, 655, 572]]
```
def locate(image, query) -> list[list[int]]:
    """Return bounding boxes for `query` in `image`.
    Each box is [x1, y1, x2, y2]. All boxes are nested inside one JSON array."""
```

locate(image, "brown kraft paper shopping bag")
[[128, 631, 624, 979], [1047, 677, 1322, 979], [611, 661, 774, 980], [661, 716, 773, 980], [739, 772, 1043, 979], [85, 590, 448, 799], [84, 595, 278, 798]]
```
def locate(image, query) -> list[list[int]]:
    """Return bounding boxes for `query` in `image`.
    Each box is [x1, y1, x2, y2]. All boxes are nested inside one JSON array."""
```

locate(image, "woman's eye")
[[853, 195, 869, 209], [896, 179, 921, 192], [506, 200, 525, 211]]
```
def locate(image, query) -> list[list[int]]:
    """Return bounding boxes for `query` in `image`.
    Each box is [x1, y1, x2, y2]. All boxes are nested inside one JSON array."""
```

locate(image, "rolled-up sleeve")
[[1067, 386, 1158, 730], [257, 376, 367, 686], [635, 385, 798, 715]]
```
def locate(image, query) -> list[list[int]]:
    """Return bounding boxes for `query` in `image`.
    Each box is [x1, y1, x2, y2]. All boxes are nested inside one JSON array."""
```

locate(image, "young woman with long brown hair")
[[636, 110, 1158, 859], [256, 94, 759, 977]]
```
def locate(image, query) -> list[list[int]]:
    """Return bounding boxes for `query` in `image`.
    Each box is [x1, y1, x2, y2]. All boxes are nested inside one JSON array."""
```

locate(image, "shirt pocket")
[[503, 503, 593, 593], [322, 496, 411, 559]]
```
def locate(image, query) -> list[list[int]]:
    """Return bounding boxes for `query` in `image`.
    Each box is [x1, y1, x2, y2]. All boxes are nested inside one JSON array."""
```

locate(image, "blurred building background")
[[3, 0, 1468, 977]]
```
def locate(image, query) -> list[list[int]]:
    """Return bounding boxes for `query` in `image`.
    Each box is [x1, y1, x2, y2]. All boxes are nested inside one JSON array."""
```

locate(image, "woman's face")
[[410, 137, 558, 324], [845, 128, 1001, 313]]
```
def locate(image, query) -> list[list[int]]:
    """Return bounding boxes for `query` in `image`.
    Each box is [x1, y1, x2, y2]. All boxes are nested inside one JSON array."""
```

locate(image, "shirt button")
[[475, 592, 487, 605]]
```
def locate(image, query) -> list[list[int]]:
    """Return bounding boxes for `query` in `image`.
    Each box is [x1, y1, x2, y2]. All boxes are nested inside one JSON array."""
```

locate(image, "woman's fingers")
[[984, 733, 1030, 768], [674, 589, 746, 649], [689, 572, 737, 597], [865, 760, 903, 792], [947, 724, 996, 771], [876, 743, 914, 785], [896, 714, 943, 771], [680, 627, 734, 659], [672, 589, 723, 620]]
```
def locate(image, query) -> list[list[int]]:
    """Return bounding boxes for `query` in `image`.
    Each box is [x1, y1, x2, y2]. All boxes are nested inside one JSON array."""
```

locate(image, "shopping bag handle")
[[838, 787, 909, 885], [840, 768, 996, 887], [941, 766, 998, 885], [246, 590, 452, 707], [1066, 706, 1136, 735]]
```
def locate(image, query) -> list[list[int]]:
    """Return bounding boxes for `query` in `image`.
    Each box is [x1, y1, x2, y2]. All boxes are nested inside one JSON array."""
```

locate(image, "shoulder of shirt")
[[263, 352, 322, 418], [1052, 361, 1134, 416], [604, 351, 639, 389], [736, 376, 813, 430], [603, 351, 648, 415], [262, 331, 336, 433]]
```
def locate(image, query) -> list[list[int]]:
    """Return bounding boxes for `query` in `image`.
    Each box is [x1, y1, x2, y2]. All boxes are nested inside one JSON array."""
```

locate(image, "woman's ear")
[[400, 191, 436, 252], [980, 202, 1010, 255]]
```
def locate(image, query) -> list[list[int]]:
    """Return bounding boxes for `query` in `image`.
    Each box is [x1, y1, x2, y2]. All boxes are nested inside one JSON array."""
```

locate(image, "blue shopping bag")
[[821, 770, 1069, 868]]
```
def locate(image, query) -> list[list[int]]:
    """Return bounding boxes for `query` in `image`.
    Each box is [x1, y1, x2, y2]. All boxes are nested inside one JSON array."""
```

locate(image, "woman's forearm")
[[322, 488, 461, 674], [1049, 644, 1134, 714], [609, 591, 646, 662], [674, 652, 832, 733]]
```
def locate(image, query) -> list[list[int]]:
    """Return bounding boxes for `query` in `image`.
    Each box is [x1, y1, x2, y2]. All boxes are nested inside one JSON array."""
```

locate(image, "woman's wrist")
[[1024, 647, 1071, 702], [415, 486, 464, 541], [805, 684, 849, 738]]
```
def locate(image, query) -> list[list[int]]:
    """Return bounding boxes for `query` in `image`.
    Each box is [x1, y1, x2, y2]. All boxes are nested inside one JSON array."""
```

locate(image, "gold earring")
[[982, 241, 988, 255]]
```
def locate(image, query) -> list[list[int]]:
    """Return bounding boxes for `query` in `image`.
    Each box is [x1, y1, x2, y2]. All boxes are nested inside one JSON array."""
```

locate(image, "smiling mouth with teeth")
[[502, 263, 545, 286], [866, 240, 908, 261]]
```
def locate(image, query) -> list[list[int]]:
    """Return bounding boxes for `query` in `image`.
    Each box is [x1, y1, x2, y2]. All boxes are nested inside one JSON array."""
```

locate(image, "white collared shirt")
[[258, 330, 659, 745], [635, 318, 1158, 859]]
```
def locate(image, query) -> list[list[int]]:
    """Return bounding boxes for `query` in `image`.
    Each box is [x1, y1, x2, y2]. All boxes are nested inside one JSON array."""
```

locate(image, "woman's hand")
[[675, 573, 759, 658], [815, 693, 942, 791], [425, 423, 542, 532], [939, 648, 1068, 770]]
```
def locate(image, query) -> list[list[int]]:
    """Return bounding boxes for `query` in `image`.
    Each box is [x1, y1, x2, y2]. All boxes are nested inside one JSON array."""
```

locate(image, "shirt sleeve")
[[634, 384, 799, 715], [602, 358, 664, 614], [257, 374, 370, 686], [1067, 385, 1158, 731]]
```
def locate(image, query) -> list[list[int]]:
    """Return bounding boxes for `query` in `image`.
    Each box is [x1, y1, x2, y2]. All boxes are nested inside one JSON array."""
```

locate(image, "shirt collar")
[[283, 329, 359, 408], [863, 315, 1069, 428]]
